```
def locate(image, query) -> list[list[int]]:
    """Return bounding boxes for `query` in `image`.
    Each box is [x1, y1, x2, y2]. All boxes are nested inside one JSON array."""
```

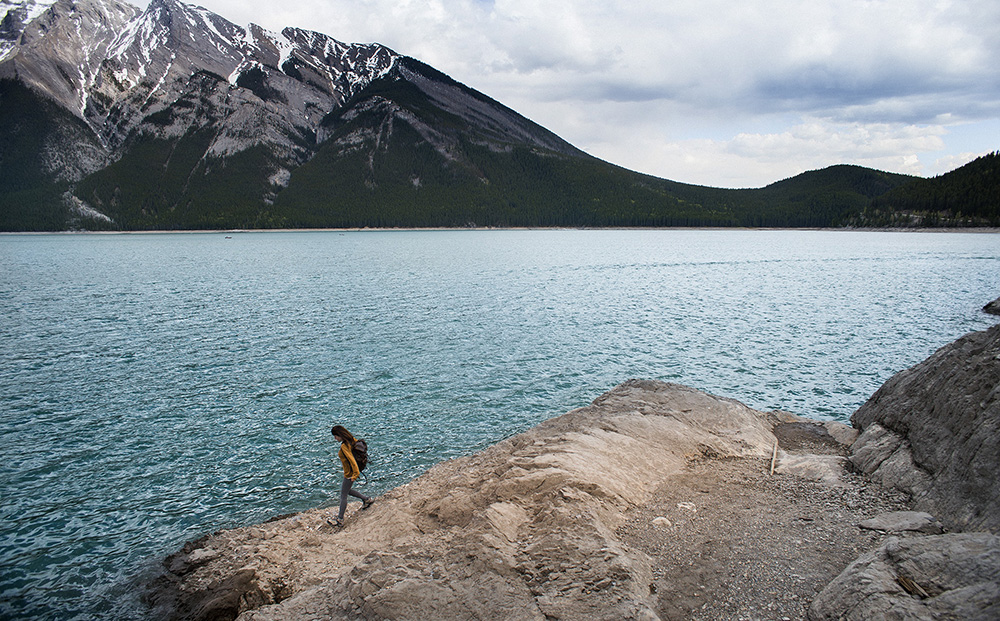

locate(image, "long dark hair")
[[331, 425, 356, 445]]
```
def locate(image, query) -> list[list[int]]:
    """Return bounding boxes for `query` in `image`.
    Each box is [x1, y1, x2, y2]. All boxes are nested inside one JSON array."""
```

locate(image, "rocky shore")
[[144, 323, 1000, 620]]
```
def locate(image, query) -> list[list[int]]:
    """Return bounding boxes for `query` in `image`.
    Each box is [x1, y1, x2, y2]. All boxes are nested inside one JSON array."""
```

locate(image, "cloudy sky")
[[142, 0, 998, 188]]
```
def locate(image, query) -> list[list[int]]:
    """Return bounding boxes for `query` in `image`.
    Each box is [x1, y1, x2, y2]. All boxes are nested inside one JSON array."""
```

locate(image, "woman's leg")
[[348, 486, 370, 502], [337, 477, 352, 520]]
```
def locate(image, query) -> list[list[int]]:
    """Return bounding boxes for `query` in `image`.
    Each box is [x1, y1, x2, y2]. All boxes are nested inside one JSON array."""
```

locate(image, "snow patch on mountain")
[[0, 0, 56, 61], [1, 0, 403, 170]]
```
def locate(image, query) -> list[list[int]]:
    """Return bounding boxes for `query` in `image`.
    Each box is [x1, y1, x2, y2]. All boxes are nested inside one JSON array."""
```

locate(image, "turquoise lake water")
[[1, 229, 998, 618]]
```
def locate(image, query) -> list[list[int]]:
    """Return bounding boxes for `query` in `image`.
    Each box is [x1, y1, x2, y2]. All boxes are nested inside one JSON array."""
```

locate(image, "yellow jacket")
[[339, 442, 361, 480]]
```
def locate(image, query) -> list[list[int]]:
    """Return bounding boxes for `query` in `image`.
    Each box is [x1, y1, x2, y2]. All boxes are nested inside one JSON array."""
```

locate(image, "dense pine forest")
[[851, 152, 1000, 227]]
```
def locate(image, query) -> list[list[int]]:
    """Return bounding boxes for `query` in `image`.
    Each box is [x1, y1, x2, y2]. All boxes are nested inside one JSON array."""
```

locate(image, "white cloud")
[[132, 0, 1000, 186], [931, 152, 982, 177], [728, 122, 946, 164], [570, 117, 951, 188]]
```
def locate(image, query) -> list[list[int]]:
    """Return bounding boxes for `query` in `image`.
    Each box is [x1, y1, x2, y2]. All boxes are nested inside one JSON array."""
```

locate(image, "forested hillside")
[[850, 152, 1000, 227]]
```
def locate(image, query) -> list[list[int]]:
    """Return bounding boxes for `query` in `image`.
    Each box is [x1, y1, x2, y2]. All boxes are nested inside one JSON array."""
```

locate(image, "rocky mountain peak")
[[1, 0, 138, 118], [0, 0, 55, 58], [2, 0, 400, 153]]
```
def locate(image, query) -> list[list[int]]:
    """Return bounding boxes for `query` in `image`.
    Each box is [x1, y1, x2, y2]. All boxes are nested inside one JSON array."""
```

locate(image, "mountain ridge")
[[1, 0, 996, 231]]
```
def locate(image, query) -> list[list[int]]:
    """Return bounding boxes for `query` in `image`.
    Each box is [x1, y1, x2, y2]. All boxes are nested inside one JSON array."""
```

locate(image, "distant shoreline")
[[4, 226, 1000, 235]]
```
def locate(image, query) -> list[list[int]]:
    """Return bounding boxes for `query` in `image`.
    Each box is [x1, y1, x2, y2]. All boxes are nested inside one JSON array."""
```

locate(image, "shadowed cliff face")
[[850, 323, 1000, 534]]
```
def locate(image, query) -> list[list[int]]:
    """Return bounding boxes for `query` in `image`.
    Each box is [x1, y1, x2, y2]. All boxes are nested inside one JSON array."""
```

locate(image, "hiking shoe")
[[362, 498, 375, 510], [327, 518, 343, 528]]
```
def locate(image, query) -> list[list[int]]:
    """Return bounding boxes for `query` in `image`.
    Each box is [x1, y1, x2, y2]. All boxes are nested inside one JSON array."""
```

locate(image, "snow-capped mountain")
[[2, 0, 591, 229], [3, 0, 398, 162]]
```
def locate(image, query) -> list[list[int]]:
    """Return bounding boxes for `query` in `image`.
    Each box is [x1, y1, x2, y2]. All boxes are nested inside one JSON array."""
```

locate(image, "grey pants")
[[338, 477, 370, 520]]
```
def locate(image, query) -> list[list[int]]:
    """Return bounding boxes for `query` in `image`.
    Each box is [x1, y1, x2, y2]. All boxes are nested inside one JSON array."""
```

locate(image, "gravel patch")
[[617, 434, 911, 620]]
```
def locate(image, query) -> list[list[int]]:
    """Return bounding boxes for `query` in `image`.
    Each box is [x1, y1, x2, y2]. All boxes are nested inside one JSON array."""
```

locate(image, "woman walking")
[[330, 425, 374, 527]]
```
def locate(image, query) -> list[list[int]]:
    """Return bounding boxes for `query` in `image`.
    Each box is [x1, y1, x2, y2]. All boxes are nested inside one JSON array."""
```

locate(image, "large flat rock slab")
[[144, 380, 872, 620]]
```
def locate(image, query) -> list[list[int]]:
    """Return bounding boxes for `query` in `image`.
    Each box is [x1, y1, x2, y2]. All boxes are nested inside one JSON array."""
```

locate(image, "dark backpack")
[[352, 439, 368, 472]]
